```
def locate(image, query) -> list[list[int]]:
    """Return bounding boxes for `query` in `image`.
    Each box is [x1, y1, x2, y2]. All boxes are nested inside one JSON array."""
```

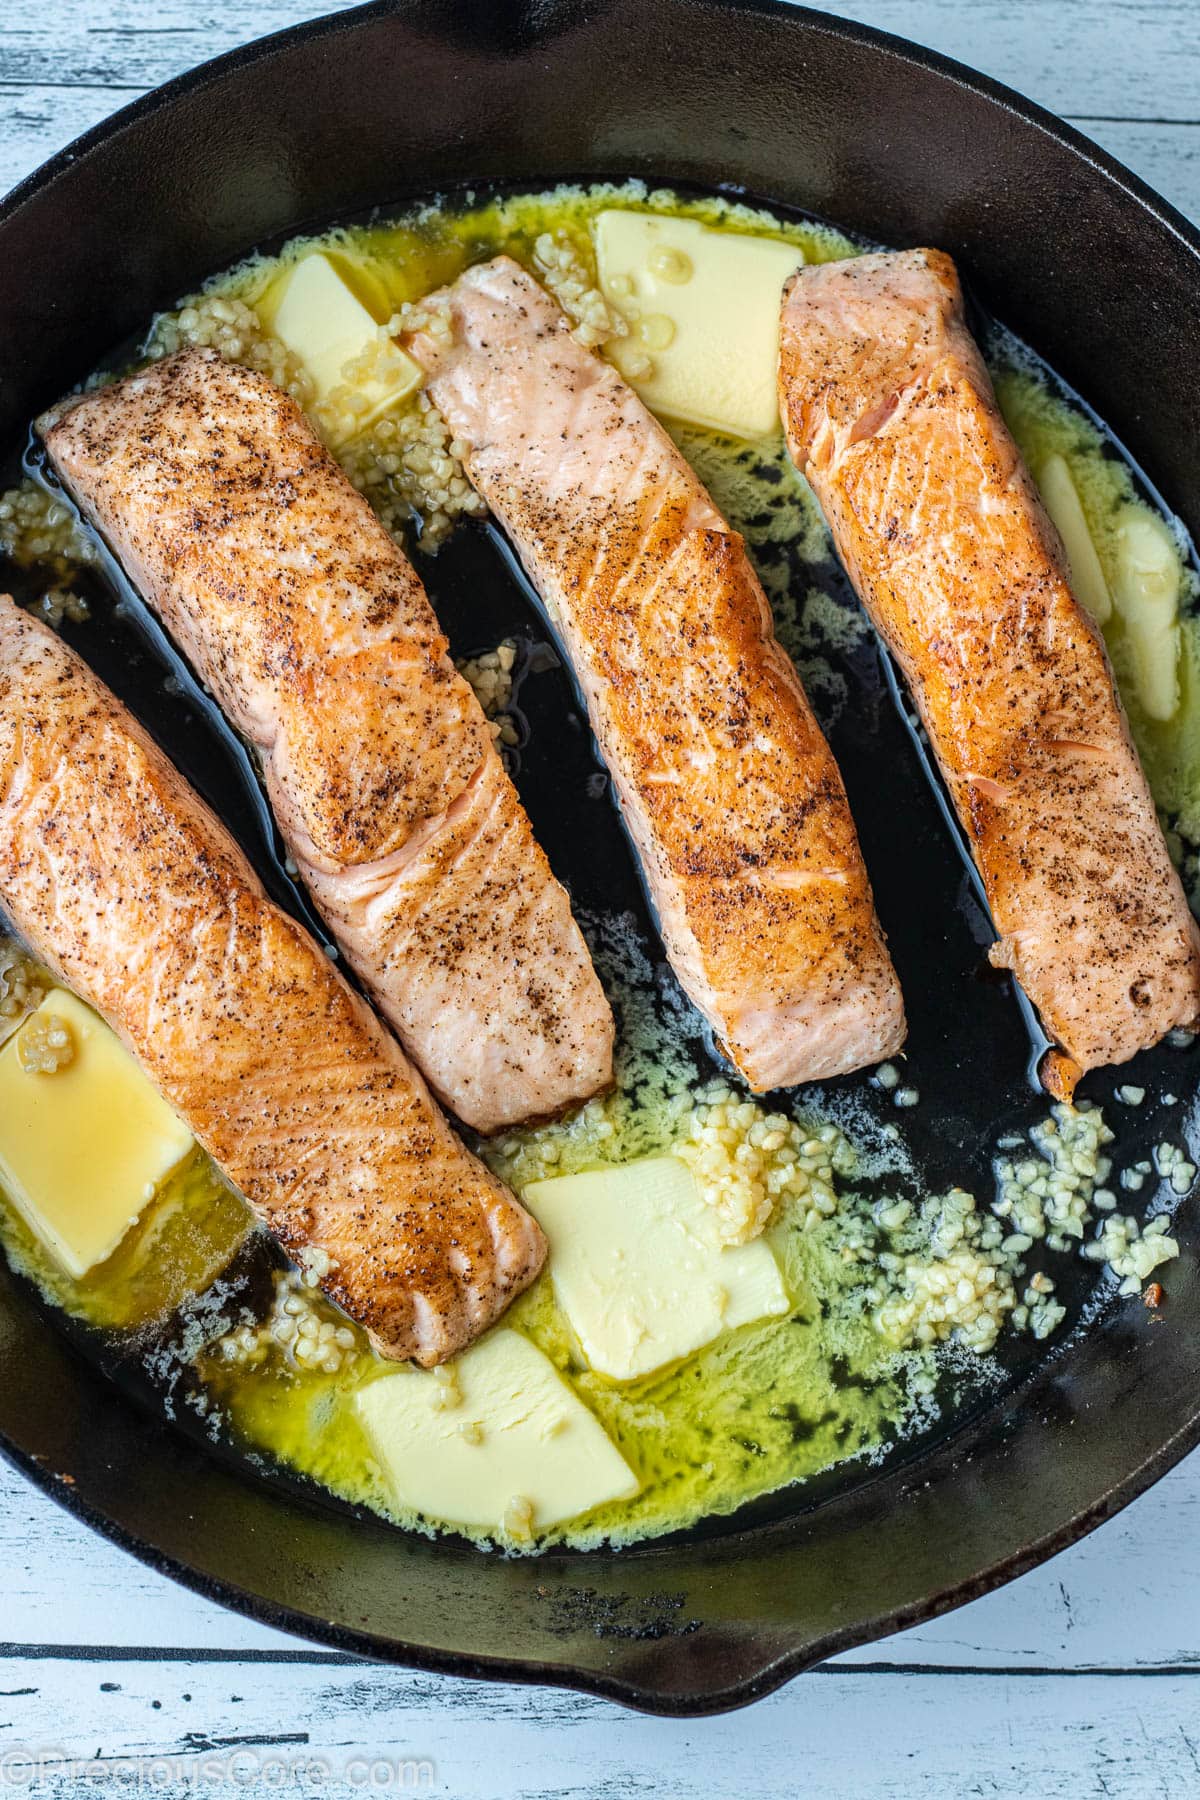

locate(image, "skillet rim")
[[2, 0, 1200, 1716], [6, 0, 1200, 269]]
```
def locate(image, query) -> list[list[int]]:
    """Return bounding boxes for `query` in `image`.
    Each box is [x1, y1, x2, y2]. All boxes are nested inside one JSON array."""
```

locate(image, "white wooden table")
[[4, 3, 1200, 1794]]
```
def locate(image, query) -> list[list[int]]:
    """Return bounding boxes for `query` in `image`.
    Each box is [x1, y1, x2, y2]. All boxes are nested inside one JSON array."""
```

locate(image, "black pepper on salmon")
[[779, 247, 1200, 1093], [42, 349, 614, 1135], [0, 599, 547, 1364], [404, 256, 906, 1089]]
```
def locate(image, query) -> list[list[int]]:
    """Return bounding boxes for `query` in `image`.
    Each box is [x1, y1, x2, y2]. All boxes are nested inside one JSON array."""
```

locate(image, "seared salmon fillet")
[[405, 257, 905, 1088], [779, 248, 1200, 1090], [0, 600, 546, 1364], [43, 349, 613, 1134]]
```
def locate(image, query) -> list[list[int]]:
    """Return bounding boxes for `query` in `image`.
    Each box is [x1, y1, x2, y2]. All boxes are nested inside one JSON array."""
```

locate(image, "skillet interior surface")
[[1, 0, 1200, 1715]]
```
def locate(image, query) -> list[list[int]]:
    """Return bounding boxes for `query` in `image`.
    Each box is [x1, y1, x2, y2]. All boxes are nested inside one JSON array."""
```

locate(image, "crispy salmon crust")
[[0, 601, 546, 1364], [406, 257, 905, 1090], [43, 349, 613, 1134], [779, 248, 1200, 1086]]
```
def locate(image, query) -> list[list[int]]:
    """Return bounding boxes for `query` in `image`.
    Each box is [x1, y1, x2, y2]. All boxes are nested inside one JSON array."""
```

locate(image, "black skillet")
[[2, 0, 1200, 1716]]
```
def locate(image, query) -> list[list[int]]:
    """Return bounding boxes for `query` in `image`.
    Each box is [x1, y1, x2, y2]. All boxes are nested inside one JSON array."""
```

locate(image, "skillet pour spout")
[[1, 0, 1200, 1714]]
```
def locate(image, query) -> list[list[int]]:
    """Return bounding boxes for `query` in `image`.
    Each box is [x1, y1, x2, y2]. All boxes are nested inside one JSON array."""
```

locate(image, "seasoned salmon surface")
[[43, 349, 613, 1134], [0, 601, 546, 1364], [780, 248, 1200, 1088], [406, 257, 905, 1089]]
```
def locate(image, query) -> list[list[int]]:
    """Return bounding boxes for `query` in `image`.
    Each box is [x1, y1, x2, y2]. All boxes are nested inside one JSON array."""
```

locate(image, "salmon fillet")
[[43, 349, 613, 1134], [404, 256, 905, 1089], [779, 248, 1200, 1090], [0, 599, 545, 1364]]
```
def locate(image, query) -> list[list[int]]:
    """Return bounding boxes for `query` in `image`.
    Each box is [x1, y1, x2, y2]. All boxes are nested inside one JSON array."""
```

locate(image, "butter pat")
[[0, 988, 194, 1279], [266, 252, 420, 445], [522, 1156, 790, 1381], [357, 1329, 637, 1533], [1037, 453, 1112, 625], [1112, 505, 1181, 721], [593, 211, 802, 438]]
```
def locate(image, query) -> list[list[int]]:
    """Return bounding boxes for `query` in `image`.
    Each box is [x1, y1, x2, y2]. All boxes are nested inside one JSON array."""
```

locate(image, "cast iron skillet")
[[3, 0, 1200, 1717]]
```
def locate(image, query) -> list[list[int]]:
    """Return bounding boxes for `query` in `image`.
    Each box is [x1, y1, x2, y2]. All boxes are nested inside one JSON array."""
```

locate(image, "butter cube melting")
[[1036, 454, 1112, 625], [1112, 505, 1182, 721], [356, 1328, 638, 1532], [593, 211, 803, 439], [266, 252, 421, 446], [0, 988, 194, 1279], [522, 1155, 790, 1381]]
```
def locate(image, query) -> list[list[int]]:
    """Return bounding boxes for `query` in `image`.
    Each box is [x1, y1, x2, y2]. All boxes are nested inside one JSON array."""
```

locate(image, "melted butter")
[[0, 1143, 250, 1332], [192, 913, 928, 1552], [0, 911, 927, 1551], [3, 185, 1194, 1555], [220, 181, 853, 335], [198, 1120, 914, 1552]]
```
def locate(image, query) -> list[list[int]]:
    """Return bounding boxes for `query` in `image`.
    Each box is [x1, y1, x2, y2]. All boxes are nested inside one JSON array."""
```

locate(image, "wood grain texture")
[[5, 1659, 1200, 1799], [1, 0, 1200, 1790]]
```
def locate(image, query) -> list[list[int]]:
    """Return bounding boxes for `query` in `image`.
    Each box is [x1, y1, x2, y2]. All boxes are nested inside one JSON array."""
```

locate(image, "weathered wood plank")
[[0, 85, 119, 196], [0, 0, 348, 89], [1, 1658, 1199, 1797], [801, 0, 1200, 122]]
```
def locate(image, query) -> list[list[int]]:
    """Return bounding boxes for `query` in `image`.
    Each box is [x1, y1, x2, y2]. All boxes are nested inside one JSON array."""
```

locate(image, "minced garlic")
[[532, 230, 629, 352], [1083, 1212, 1181, 1295], [672, 1086, 845, 1245], [216, 1268, 357, 1376], [147, 291, 315, 409], [16, 1013, 76, 1075], [993, 1102, 1115, 1253], [875, 1188, 1017, 1354], [431, 1365, 462, 1412], [0, 941, 48, 1043], [501, 1493, 535, 1540], [336, 392, 485, 551], [148, 287, 482, 552], [296, 1243, 335, 1287], [458, 641, 519, 748], [309, 328, 421, 448], [28, 588, 90, 628], [0, 479, 98, 576]]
